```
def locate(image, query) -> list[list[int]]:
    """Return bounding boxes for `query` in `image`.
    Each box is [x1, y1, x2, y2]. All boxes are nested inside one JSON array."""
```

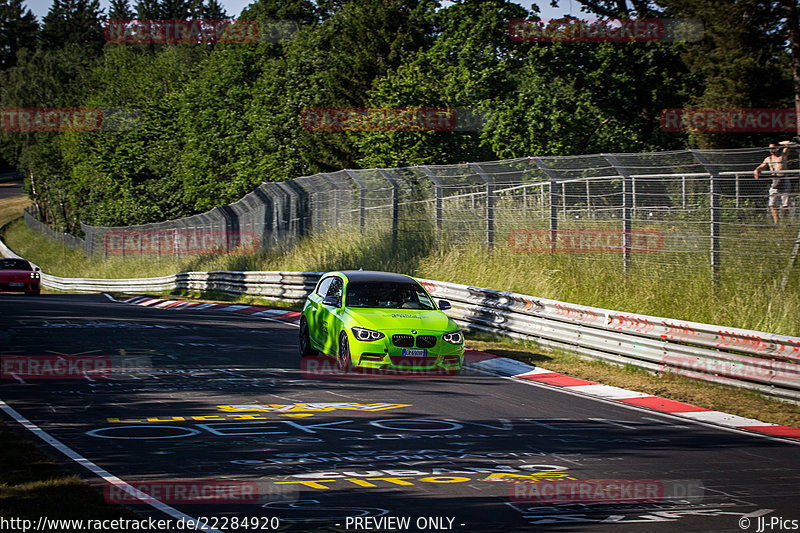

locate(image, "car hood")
[[344, 307, 456, 332]]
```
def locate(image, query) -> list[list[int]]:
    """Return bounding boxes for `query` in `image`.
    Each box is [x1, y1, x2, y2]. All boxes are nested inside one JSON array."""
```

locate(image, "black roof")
[[336, 270, 417, 283]]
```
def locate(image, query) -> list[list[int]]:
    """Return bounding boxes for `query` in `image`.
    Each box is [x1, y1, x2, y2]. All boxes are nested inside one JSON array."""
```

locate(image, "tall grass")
[[4, 217, 799, 336]]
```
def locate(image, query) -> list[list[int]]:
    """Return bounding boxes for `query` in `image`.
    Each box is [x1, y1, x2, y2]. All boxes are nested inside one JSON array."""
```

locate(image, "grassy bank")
[[5, 218, 799, 336]]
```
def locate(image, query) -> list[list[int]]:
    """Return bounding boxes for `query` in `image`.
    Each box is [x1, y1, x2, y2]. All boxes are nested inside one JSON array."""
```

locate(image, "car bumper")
[[349, 333, 464, 371], [0, 282, 40, 293]]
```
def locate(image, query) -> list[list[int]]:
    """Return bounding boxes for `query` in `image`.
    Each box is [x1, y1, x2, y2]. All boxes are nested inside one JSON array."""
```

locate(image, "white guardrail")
[[2, 235, 799, 401]]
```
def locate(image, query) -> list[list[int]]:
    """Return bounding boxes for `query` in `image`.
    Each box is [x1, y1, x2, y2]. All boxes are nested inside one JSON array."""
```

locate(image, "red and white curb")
[[110, 294, 800, 443], [466, 351, 800, 442], [115, 295, 301, 323]]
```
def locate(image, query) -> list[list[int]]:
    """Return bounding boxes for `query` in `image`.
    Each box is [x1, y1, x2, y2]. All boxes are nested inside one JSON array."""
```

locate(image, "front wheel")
[[338, 332, 353, 372], [299, 318, 315, 357]]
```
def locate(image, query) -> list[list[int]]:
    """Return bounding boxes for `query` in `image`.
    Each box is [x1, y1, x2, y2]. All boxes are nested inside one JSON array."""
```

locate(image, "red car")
[[0, 258, 40, 295]]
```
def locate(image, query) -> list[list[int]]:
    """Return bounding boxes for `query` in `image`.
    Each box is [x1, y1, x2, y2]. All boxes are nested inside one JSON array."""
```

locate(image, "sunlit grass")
[[4, 216, 799, 336]]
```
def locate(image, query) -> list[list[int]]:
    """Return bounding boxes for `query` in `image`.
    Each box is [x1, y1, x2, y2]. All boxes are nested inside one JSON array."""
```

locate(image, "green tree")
[[108, 0, 133, 20], [355, 0, 530, 167], [0, 44, 101, 230], [0, 0, 38, 69], [135, 0, 160, 19], [243, 0, 435, 178], [663, 0, 791, 147], [40, 0, 106, 51]]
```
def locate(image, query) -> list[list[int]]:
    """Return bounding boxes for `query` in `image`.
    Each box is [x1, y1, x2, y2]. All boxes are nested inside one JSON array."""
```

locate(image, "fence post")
[[585, 180, 591, 217], [278, 181, 305, 239], [345, 170, 367, 233], [295, 177, 324, 235], [603, 154, 632, 275], [378, 170, 399, 245], [251, 187, 274, 250], [682, 175, 687, 209], [468, 163, 495, 249], [319, 174, 341, 227], [690, 150, 721, 282], [419, 166, 443, 231], [260, 183, 286, 245], [531, 158, 558, 253], [215, 205, 238, 252]]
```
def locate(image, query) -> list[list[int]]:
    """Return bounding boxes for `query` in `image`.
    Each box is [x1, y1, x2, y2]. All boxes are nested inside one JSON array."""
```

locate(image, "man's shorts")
[[769, 188, 790, 208]]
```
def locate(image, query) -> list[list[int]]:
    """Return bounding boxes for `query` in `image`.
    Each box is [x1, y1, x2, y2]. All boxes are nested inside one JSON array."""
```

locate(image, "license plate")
[[9, 282, 24, 287], [401, 349, 427, 357]]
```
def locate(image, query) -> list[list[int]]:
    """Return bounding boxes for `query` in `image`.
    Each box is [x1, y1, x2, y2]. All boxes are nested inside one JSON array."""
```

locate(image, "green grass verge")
[[5, 218, 799, 336]]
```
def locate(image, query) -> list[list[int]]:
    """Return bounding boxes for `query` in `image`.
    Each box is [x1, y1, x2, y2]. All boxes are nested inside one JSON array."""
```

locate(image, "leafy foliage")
[[0, 0, 795, 230]]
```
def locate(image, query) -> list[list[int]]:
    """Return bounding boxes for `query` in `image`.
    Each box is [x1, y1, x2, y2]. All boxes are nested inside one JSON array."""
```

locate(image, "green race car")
[[299, 270, 464, 373]]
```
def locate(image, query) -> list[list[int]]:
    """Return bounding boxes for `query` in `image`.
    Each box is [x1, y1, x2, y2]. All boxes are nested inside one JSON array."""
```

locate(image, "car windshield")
[[345, 281, 435, 310], [0, 259, 31, 271]]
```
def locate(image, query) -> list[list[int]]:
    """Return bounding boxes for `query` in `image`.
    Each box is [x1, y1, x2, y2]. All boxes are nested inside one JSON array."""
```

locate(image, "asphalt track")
[[2, 293, 800, 532]]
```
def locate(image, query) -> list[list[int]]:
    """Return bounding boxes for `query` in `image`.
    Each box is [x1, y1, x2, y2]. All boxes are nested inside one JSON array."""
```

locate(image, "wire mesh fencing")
[[24, 206, 86, 251], [55, 146, 800, 287]]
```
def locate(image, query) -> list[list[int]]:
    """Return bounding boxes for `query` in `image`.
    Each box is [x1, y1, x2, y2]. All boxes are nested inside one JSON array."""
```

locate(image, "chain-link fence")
[[24, 206, 86, 251], [23, 147, 800, 286]]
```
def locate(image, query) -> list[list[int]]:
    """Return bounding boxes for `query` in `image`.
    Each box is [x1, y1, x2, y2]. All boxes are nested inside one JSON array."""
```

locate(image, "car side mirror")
[[322, 295, 341, 307], [34, 267, 40, 272], [438, 299, 451, 310]]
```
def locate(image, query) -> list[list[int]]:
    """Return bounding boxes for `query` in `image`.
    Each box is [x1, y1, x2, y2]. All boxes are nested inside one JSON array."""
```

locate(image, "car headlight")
[[442, 331, 463, 345], [30, 272, 39, 279], [352, 327, 385, 342]]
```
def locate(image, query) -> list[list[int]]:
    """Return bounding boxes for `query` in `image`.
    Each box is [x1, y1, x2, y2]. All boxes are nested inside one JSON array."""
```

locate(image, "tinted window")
[[326, 277, 343, 299], [0, 259, 31, 271], [345, 281, 434, 310]]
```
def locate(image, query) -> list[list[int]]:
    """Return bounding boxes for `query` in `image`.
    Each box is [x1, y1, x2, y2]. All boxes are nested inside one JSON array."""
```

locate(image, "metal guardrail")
[[2, 231, 798, 400], [0, 171, 23, 183], [416, 279, 800, 402], [39, 270, 321, 302]]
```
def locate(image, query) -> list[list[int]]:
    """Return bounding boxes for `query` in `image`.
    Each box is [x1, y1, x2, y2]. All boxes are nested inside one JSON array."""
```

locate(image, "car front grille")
[[392, 334, 414, 347], [416, 335, 437, 348]]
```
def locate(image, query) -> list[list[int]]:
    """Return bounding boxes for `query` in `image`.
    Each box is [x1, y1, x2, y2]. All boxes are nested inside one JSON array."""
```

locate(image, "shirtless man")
[[754, 140, 795, 224]]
